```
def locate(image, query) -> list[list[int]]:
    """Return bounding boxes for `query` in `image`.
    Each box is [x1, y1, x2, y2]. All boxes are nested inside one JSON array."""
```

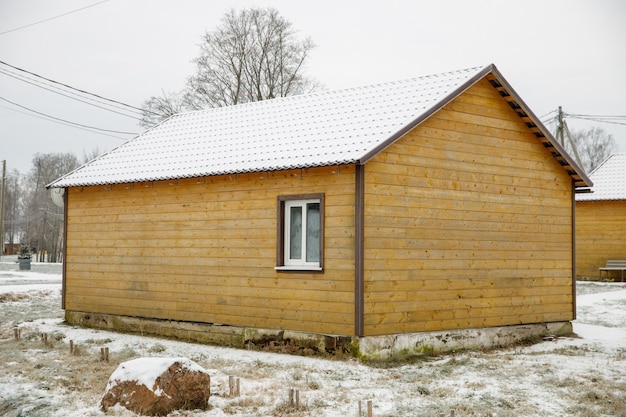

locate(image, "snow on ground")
[[1, 260, 625, 417]]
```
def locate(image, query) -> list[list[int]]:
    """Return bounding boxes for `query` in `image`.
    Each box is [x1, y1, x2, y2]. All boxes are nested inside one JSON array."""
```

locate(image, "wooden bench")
[[599, 260, 626, 282]]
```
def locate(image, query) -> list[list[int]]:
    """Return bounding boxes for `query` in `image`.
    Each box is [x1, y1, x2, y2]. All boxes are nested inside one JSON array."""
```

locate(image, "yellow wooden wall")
[[576, 200, 626, 278], [64, 166, 356, 335], [362, 79, 575, 336]]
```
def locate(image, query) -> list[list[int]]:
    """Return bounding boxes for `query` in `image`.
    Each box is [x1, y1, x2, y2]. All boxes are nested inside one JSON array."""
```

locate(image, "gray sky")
[[1, 0, 625, 176]]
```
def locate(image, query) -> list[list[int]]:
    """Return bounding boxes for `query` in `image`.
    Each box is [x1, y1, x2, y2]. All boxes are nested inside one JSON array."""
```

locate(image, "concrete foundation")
[[65, 311, 572, 360]]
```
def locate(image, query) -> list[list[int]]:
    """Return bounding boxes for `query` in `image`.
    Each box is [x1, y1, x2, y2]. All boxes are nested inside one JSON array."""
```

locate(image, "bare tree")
[[140, 90, 185, 127], [82, 147, 103, 166], [2, 170, 23, 255], [563, 126, 616, 173], [140, 7, 317, 127], [25, 153, 81, 262]]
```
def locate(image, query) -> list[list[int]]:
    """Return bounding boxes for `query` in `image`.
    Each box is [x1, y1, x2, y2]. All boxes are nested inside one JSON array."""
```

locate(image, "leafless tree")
[[1, 169, 22, 255], [140, 90, 185, 128], [140, 7, 317, 127], [563, 126, 616, 174], [81, 147, 104, 166], [24, 153, 81, 262]]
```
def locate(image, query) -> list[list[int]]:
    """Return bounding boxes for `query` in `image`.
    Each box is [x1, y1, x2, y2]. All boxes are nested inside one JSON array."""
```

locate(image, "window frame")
[[276, 193, 324, 272]]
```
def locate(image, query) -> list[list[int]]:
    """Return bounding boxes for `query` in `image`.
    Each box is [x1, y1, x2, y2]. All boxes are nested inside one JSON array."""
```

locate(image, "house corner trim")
[[355, 164, 365, 337]]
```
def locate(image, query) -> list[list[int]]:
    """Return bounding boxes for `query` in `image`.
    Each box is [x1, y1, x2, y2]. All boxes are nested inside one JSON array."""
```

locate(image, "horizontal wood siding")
[[363, 79, 574, 336], [575, 200, 626, 278], [64, 165, 356, 335]]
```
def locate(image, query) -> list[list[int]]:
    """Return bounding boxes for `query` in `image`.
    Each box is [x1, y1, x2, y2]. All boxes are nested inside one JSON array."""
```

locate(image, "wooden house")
[[575, 153, 626, 279], [48, 64, 591, 358]]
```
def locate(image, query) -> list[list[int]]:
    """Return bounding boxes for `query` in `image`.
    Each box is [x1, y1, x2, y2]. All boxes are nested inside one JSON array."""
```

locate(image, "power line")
[[539, 109, 558, 120], [0, 67, 143, 120], [565, 112, 626, 126], [541, 108, 626, 127], [0, 96, 138, 135], [0, 0, 110, 36], [0, 104, 132, 141], [0, 59, 157, 115]]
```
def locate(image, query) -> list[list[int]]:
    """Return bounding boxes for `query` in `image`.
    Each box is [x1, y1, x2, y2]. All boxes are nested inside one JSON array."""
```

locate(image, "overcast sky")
[[1, 0, 625, 176]]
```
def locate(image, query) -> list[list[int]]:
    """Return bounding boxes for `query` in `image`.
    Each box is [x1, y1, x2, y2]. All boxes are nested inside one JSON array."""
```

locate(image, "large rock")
[[101, 357, 211, 416]]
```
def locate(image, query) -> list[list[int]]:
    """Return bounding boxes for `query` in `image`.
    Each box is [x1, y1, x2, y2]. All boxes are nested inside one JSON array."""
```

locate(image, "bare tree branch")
[[564, 126, 617, 173], [141, 7, 317, 126]]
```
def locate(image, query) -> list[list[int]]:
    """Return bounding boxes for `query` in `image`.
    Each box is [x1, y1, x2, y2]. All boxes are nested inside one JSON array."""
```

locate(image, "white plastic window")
[[284, 199, 321, 267]]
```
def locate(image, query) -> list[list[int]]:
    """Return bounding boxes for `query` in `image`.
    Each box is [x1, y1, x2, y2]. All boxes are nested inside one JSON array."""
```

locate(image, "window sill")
[[275, 265, 323, 272]]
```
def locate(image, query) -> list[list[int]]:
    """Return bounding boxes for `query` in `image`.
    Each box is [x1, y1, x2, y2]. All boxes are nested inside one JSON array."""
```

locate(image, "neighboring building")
[[575, 153, 626, 279], [3, 243, 20, 256], [47, 64, 590, 358]]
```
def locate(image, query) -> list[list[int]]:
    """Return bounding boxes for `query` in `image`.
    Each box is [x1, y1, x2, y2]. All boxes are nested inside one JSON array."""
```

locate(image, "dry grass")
[[2, 284, 626, 416]]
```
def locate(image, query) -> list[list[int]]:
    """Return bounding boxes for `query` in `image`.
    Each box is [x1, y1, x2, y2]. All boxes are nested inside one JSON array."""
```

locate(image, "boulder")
[[101, 357, 211, 416]]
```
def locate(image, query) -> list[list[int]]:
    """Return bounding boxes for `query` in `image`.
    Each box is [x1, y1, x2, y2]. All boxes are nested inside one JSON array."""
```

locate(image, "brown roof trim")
[[357, 64, 592, 190], [486, 66, 592, 190], [358, 64, 496, 164]]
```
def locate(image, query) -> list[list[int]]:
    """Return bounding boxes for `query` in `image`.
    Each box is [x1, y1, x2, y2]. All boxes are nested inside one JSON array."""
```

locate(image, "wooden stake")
[[295, 389, 300, 409], [105, 347, 109, 362], [358, 401, 362, 417], [14, 328, 21, 340], [41, 333, 48, 346], [367, 400, 373, 417], [69, 340, 74, 355], [228, 376, 239, 397], [289, 389, 294, 406]]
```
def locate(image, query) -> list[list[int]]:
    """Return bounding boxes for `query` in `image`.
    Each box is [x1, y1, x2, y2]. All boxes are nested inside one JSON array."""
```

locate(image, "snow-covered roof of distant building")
[[576, 153, 626, 201], [47, 64, 590, 190]]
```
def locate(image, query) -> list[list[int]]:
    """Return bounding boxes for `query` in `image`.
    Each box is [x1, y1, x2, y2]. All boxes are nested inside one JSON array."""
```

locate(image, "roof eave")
[[486, 66, 593, 190], [357, 64, 593, 191], [358, 64, 496, 164]]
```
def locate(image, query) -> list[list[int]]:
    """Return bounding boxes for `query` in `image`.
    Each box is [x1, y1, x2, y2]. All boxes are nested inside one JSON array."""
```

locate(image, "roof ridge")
[[172, 64, 492, 118]]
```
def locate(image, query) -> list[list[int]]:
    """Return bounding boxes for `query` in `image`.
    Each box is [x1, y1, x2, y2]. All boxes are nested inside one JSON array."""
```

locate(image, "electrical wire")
[[0, 59, 157, 115], [0, 67, 143, 120], [0, 96, 138, 135], [541, 108, 626, 127], [539, 109, 558, 120], [0, 104, 133, 141], [0, 0, 110, 36], [565, 112, 626, 126]]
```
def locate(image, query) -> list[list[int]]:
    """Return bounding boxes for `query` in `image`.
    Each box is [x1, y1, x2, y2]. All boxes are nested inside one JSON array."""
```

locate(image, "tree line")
[[1, 151, 98, 262]]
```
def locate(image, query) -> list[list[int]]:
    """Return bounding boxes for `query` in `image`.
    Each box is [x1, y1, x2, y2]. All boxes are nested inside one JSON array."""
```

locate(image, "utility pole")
[[555, 106, 584, 170], [0, 160, 5, 261]]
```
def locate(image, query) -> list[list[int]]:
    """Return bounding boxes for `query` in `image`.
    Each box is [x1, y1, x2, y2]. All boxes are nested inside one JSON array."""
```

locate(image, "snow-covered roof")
[[576, 153, 626, 201], [47, 64, 590, 189]]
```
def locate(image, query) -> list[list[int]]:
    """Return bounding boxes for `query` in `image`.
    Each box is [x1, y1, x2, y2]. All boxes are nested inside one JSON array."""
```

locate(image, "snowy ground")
[[1, 256, 625, 417]]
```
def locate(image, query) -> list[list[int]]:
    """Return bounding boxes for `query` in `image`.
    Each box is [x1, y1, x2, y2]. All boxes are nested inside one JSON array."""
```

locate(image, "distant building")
[[3, 243, 19, 256], [575, 153, 626, 279]]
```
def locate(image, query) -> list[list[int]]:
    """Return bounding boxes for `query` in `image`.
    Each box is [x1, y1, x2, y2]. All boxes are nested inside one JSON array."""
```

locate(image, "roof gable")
[[576, 153, 626, 201], [48, 64, 590, 190]]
